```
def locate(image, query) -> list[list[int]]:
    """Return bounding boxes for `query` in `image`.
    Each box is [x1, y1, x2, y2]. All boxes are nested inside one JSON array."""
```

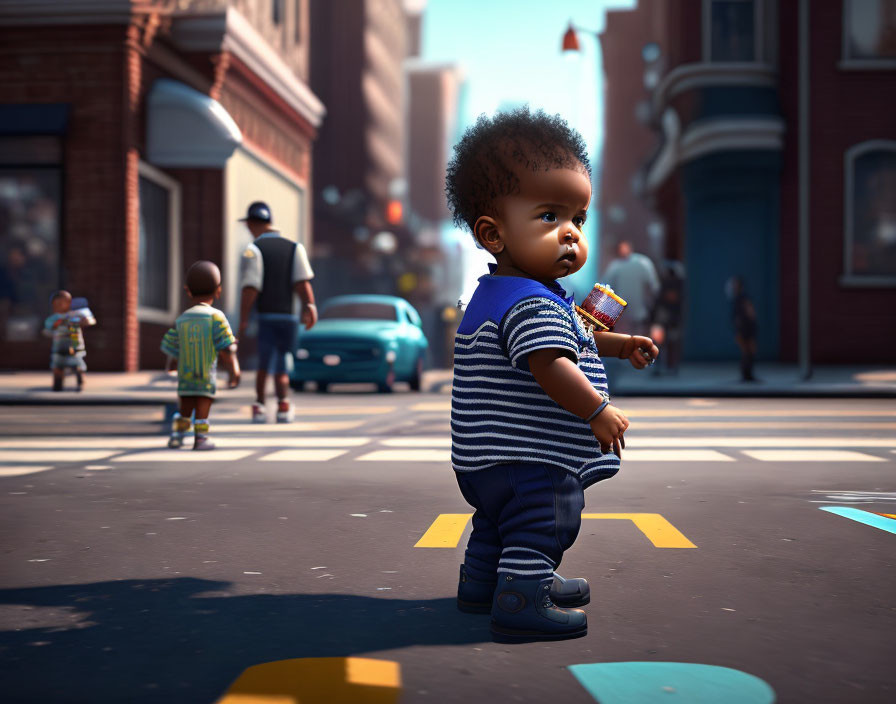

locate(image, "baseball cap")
[[239, 201, 272, 223]]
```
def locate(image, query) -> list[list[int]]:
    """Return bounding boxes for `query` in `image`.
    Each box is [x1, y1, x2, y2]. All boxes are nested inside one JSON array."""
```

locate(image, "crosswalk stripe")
[[357, 449, 451, 462], [0, 466, 53, 477], [631, 421, 896, 430], [619, 449, 734, 462], [742, 449, 886, 462], [259, 449, 348, 462], [112, 450, 255, 462], [407, 404, 896, 418], [381, 437, 451, 447], [213, 421, 365, 432], [624, 436, 896, 448], [0, 450, 117, 462]]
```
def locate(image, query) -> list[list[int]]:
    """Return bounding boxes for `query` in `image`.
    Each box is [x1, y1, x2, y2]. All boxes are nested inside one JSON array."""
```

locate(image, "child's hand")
[[589, 404, 629, 457], [618, 335, 659, 369]]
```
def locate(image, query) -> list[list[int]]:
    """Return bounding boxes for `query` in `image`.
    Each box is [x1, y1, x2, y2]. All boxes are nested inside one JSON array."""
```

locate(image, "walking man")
[[238, 201, 317, 423], [602, 240, 660, 337]]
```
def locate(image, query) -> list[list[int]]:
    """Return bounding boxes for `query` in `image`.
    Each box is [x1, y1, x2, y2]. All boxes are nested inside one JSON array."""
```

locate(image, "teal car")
[[290, 295, 429, 392]]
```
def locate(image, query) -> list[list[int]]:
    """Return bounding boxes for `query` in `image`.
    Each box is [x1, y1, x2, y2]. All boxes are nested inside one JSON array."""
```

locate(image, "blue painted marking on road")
[[820, 506, 896, 535], [568, 662, 775, 703]]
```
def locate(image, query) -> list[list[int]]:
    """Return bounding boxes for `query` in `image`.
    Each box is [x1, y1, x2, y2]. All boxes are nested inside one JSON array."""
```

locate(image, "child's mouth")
[[557, 250, 577, 264]]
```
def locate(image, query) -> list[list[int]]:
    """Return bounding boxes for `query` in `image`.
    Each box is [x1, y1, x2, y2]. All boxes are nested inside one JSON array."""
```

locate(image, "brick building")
[[603, 0, 896, 363], [0, 0, 324, 371]]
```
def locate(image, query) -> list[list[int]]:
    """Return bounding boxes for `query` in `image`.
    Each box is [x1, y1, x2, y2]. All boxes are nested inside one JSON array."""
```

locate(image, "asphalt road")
[[0, 393, 894, 703]]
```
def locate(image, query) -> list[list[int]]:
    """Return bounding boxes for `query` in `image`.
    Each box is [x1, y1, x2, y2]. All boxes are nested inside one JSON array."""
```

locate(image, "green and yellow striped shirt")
[[161, 304, 235, 397]]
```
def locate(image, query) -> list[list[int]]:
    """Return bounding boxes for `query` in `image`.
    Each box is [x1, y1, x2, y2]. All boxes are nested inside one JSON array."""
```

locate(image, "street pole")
[[798, 0, 812, 379]]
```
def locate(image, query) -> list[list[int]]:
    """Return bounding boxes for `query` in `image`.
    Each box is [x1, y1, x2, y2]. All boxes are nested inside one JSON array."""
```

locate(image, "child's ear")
[[474, 216, 504, 255], [184, 285, 192, 297], [215, 284, 223, 299]]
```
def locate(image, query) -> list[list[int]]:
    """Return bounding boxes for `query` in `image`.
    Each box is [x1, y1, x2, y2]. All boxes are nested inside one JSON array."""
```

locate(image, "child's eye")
[[573, 216, 586, 228], [540, 212, 557, 223]]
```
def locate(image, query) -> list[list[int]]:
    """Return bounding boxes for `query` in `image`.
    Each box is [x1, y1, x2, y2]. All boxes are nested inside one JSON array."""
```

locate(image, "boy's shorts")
[[51, 354, 87, 371]]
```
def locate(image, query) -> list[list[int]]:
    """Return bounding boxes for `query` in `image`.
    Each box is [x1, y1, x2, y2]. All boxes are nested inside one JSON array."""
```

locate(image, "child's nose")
[[562, 224, 579, 242]]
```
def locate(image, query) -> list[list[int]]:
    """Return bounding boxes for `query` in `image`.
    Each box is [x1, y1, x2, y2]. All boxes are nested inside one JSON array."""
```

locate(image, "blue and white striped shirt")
[[451, 273, 620, 488]]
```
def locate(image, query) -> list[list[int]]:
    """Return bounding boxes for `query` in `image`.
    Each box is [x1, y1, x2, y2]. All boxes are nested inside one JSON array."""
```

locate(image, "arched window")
[[843, 141, 896, 285]]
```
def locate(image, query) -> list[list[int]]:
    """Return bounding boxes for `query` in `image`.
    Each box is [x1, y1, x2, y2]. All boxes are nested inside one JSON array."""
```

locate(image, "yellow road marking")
[[217, 657, 401, 704], [416, 513, 696, 548], [582, 513, 697, 548], [414, 513, 473, 547]]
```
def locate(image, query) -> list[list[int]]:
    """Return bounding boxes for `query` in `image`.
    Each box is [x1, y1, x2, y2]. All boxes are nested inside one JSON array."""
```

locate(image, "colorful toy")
[[575, 283, 627, 331]]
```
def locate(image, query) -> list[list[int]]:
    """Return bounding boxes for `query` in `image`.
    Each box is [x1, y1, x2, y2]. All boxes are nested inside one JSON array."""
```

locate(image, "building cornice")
[[0, 0, 152, 25], [171, 7, 325, 129], [652, 62, 777, 117], [0, 1, 325, 129]]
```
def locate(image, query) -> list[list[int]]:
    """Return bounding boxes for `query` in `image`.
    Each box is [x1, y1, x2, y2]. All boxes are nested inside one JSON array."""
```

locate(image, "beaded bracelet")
[[586, 399, 610, 422]]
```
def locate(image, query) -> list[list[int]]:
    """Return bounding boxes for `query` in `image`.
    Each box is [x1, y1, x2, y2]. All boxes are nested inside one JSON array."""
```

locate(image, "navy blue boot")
[[457, 564, 497, 614], [490, 574, 587, 642], [458, 565, 590, 613]]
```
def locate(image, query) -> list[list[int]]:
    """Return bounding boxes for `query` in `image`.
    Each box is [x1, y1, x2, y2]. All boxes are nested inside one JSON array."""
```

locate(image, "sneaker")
[[193, 435, 216, 451], [251, 403, 268, 424], [276, 400, 294, 424], [168, 434, 185, 449]]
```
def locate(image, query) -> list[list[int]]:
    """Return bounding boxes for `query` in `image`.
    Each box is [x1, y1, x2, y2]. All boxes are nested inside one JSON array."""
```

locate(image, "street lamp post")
[[561, 22, 602, 291]]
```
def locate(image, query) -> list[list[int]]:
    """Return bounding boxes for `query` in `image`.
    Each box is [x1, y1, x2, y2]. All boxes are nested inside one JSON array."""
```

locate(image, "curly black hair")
[[445, 106, 591, 235]]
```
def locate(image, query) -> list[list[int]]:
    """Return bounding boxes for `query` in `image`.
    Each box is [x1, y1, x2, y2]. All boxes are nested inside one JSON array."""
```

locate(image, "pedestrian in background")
[[44, 290, 96, 391], [237, 201, 317, 423], [601, 240, 660, 337], [162, 261, 240, 451], [726, 275, 758, 382], [650, 259, 685, 375]]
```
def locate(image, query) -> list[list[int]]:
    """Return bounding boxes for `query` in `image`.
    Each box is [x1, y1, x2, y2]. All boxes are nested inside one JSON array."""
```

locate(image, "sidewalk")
[[0, 363, 894, 404]]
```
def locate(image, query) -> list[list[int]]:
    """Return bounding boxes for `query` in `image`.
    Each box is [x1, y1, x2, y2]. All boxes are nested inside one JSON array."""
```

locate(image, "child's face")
[[482, 165, 591, 283], [52, 296, 71, 314]]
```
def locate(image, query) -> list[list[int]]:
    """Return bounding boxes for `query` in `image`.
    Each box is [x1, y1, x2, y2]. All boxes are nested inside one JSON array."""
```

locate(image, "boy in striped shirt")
[[446, 107, 659, 641], [162, 261, 240, 450]]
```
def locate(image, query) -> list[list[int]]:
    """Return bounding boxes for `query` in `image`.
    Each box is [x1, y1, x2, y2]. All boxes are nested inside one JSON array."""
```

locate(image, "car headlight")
[[296, 348, 310, 360], [385, 350, 397, 363]]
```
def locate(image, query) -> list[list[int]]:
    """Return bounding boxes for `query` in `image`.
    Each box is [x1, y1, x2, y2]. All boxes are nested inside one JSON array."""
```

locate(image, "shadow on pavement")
[[0, 577, 489, 703]]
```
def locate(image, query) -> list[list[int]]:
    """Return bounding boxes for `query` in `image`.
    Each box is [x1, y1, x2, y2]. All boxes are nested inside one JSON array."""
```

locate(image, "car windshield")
[[320, 303, 398, 321]]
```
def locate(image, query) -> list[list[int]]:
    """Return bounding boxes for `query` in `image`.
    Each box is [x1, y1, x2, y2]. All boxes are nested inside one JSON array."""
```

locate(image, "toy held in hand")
[[575, 283, 627, 332]]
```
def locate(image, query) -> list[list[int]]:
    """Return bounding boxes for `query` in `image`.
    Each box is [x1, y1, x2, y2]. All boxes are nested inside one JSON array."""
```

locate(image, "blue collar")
[[483, 263, 575, 307]]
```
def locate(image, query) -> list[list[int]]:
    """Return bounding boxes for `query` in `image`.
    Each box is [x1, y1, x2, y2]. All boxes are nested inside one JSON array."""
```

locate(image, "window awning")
[[146, 79, 242, 168]]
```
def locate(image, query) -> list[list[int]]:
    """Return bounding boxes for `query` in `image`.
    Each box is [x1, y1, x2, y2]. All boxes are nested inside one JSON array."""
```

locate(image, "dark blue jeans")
[[455, 463, 585, 583], [257, 317, 298, 374]]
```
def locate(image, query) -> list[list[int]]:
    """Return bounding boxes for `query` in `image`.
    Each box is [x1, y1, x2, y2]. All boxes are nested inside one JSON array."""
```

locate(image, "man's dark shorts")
[[257, 317, 298, 374]]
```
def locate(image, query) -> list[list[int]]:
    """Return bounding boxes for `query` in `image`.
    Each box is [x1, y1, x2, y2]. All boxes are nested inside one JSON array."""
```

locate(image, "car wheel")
[[316, 382, 329, 393], [409, 356, 423, 391], [378, 368, 396, 393]]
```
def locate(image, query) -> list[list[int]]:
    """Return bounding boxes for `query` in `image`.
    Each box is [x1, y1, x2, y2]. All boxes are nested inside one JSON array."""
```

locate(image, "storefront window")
[[844, 0, 896, 61], [0, 137, 62, 344], [844, 142, 896, 282], [707, 0, 757, 62], [137, 162, 180, 322]]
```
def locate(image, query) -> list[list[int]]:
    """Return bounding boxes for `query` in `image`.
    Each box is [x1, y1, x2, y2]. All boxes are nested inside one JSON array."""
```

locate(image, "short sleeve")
[[503, 296, 579, 368], [212, 312, 236, 351], [292, 242, 314, 282], [239, 243, 263, 290], [161, 327, 179, 357]]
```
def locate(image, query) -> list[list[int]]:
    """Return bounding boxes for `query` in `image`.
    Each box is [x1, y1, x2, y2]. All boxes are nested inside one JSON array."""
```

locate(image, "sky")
[[419, 0, 637, 300]]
